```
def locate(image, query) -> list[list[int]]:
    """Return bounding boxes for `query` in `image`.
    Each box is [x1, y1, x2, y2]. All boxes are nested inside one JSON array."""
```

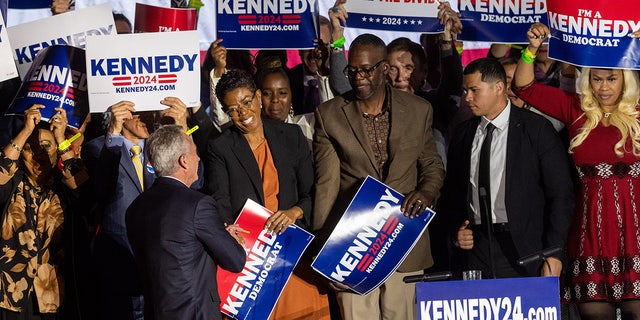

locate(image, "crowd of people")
[[0, 0, 640, 320]]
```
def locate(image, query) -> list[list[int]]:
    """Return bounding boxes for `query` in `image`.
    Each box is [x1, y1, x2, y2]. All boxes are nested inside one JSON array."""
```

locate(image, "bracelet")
[[521, 47, 537, 64], [58, 132, 82, 151], [9, 141, 22, 153], [331, 46, 344, 53], [331, 36, 346, 48], [57, 146, 72, 156]]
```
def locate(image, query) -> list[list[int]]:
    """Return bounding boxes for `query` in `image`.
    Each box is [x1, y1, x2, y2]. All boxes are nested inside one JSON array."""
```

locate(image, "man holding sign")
[[313, 33, 444, 320]]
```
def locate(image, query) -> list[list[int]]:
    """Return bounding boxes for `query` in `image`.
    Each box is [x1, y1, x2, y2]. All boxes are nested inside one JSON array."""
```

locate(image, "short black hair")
[[255, 67, 290, 90], [464, 57, 506, 85], [215, 69, 257, 108], [349, 33, 387, 60]]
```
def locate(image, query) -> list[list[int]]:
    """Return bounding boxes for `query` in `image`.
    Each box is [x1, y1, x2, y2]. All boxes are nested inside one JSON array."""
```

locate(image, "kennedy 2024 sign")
[[217, 199, 314, 320], [85, 31, 200, 112], [312, 176, 435, 295]]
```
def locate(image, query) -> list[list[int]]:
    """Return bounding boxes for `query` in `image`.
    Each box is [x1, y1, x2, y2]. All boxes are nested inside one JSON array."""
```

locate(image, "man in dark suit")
[[313, 33, 444, 320], [438, 57, 574, 278], [84, 98, 212, 320], [126, 125, 246, 320]]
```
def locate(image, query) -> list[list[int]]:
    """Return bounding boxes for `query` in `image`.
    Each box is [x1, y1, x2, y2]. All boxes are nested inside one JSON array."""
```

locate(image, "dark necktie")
[[478, 123, 495, 225]]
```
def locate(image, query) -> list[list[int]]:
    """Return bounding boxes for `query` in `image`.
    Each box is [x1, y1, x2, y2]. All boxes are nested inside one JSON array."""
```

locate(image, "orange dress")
[[253, 141, 330, 320]]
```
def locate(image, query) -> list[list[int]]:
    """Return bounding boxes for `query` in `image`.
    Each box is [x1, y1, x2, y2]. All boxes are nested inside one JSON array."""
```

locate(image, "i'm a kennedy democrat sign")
[[344, 0, 442, 34], [218, 199, 314, 320], [547, 0, 640, 69], [417, 277, 560, 320], [459, 0, 547, 43], [85, 31, 200, 112], [312, 176, 435, 295], [216, 0, 317, 49]]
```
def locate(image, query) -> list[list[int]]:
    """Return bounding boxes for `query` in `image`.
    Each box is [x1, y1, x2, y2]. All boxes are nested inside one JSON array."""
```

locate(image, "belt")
[[470, 222, 510, 234]]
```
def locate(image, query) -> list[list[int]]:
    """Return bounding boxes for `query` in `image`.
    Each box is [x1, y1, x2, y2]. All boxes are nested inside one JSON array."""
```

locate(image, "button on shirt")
[[469, 102, 510, 224]]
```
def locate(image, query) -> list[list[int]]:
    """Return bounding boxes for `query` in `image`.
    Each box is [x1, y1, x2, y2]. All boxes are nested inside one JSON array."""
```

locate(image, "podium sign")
[[416, 277, 560, 320]]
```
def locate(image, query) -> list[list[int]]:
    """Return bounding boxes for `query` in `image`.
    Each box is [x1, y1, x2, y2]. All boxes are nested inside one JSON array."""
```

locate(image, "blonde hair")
[[570, 68, 640, 157]]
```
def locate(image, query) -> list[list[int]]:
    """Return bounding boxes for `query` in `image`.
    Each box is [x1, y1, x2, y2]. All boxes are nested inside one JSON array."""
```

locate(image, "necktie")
[[478, 123, 495, 225], [131, 145, 144, 191]]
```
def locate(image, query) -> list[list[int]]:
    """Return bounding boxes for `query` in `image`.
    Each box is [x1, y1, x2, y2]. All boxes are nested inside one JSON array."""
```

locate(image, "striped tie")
[[131, 145, 144, 190]]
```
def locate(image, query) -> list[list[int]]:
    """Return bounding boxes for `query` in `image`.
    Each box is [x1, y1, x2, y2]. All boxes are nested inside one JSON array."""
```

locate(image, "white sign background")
[[0, 19, 17, 81], [85, 30, 201, 112], [7, 3, 115, 79]]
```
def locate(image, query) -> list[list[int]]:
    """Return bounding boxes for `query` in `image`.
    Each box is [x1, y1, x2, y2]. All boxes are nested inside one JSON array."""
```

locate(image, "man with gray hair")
[[126, 125, 246, 320]]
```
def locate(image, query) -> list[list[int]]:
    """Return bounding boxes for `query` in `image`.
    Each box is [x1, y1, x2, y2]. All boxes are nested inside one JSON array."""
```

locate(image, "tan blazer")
[[313, 85, 445, 272]]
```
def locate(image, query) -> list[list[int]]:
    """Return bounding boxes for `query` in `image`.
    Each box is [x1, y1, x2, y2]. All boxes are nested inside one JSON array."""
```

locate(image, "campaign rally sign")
[[216, 0, 317, 49], [7, 45, 88, 129], [218, 199, 314, 320], [0, 13, 18, 82], [134, 3, 198, 33], [8, 0, 51, 9], [416, 277, 560, 320], [7, 3, 115, 79], [547, 0, 640, 69], [312, 176, 435, 295], [85, 31, 200, 113], [458, 0, 548, 43], [344, 0, 442, 34]]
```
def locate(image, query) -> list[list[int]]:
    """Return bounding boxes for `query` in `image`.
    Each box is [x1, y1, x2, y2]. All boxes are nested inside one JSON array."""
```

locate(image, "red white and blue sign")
[[215, 0, 318, 49], [85, 30, 200, 112], [7, 45, 88, 129], [416, 277, 560, 320], [458, 0, 548, 43], [547, 0, 640, 69], [218, 199, 314, 320], [312, 176, 435, 295], [344, 0, 442, 34]]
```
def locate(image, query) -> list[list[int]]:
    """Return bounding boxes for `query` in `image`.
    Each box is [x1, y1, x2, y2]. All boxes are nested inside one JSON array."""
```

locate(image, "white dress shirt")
[[469, 101, 510, 224]]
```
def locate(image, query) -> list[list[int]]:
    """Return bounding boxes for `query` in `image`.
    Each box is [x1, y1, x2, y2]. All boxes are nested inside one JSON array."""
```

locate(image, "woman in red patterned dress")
[[513, 23, 640, 320]]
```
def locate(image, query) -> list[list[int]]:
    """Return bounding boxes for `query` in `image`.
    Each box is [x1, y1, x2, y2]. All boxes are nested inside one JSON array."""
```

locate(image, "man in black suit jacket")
[[126, 125, 246, 320], [438, 58, 574, 278]]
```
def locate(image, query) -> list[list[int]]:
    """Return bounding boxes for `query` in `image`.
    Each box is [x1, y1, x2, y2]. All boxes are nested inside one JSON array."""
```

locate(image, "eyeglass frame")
[[224, 91, 257, 117], [343, 60, 386, 79]]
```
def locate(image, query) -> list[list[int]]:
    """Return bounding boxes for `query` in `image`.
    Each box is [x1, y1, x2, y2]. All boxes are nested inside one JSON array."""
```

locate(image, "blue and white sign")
[[458, 0, 548, 43], [416, 277, 560, 320], [344, 0, 442, 34], [7, 3, 115, 79], [216, 0, 318, 49], [312, 176, 435, 295], [7, 45, 88, 129], [85, 31, 200, 112], [547, 0, 640, 69]]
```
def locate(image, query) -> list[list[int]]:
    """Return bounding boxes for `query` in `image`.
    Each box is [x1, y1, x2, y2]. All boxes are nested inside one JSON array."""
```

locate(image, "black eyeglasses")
[[343, 60, 385, 78]]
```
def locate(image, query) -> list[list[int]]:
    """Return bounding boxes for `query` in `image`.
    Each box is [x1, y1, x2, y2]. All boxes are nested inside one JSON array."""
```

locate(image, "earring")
[[289, 105, 295, 118]]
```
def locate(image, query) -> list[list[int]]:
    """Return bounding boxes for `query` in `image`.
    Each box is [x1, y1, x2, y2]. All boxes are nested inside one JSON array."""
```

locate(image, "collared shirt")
[[469, 101, 510, 224], [361, 89, 391, 180], [106, 133, 145, 165]]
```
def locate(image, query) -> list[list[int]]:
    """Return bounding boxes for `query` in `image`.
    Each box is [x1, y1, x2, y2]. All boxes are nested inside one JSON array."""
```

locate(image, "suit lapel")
[[119, 144, 144, 194], [342, 101, 380, 177], [387, 92, 407, 171], [230, 129, 265, 203], [505, 106, 522, 195]]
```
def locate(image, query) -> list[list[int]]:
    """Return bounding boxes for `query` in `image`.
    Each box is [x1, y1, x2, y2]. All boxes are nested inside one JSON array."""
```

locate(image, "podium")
[[416, 277, 560, 320]]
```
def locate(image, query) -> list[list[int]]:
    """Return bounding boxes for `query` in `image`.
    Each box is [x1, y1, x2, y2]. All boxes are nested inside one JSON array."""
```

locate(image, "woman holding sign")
[[0, 104, 88, 319], [514, 22, 640, 320], [205, 69, 329, 319]]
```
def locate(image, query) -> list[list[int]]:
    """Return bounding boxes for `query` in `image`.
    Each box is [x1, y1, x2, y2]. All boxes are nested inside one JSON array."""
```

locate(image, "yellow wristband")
[[186, 125, 199, 136], [521, 47, 537, 63], [58, 132, 82, 151]]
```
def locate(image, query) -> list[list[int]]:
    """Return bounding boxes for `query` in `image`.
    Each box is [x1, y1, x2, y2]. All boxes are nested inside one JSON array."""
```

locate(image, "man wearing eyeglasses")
[[313, 33, 444, 320]]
